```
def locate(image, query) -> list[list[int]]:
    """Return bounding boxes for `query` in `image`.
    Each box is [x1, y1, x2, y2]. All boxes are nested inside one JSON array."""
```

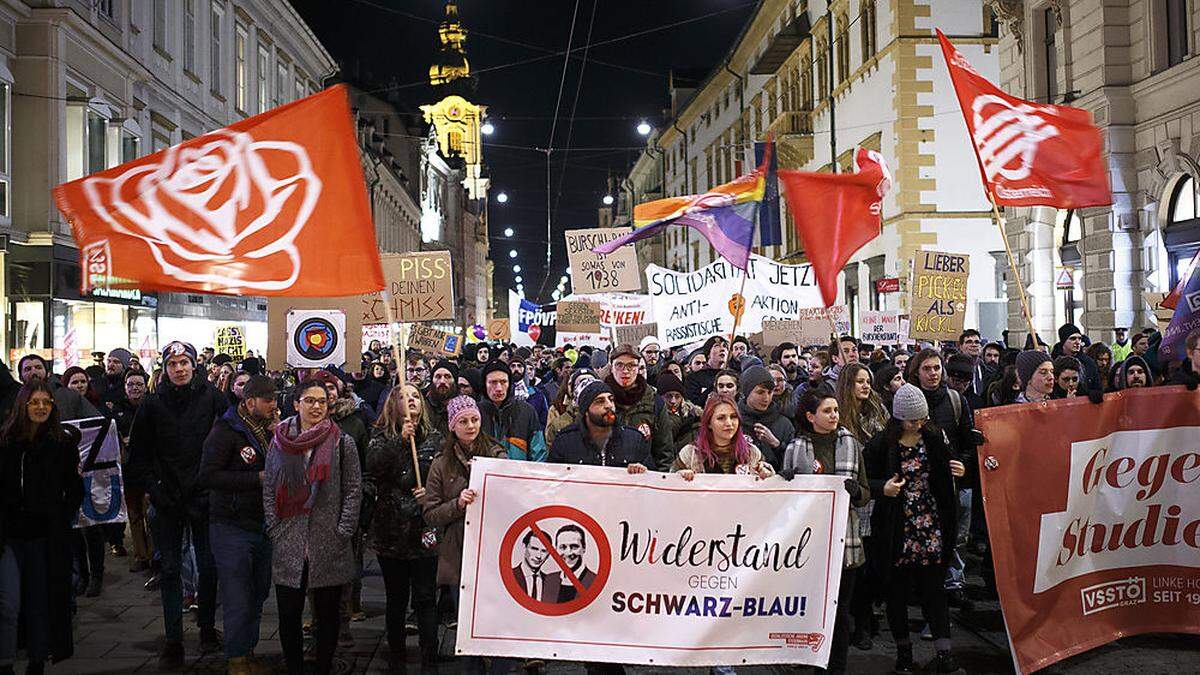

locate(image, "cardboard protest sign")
[[762, 307, 851, 348], [407, 324, 462, 358], [361, 252, 454, 323], [566, 227, 641, 294], [267, 297, 364, 372], [458, 458, 849, 667], [486, 319, 511, 341], [976, 389, 1200, 673], [557, 300, 603, 334], [285, 310, 346, 368], [215, 325, 247, 360], [908, 251, 969, 341], [859, 310, 899, 344], [614, 323, 658, 346], [646, 254, 825, 348]]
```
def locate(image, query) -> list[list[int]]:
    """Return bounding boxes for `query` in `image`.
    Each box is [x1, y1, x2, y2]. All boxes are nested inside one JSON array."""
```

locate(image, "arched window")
[[1165, 174, 1200, 288]]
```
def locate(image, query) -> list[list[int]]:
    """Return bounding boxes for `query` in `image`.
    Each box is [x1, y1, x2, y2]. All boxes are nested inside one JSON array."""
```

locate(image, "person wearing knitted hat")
[[1053, 322, 1101, 393], [1015, 350, 1055, 403], [420, 359, 460, 438], [424, 396, 505, 674], [683, 337, 729, 406], [547, 381, 651, 472], [604, 344, 676, 471], [545, 368, 598, 446], [862, 383, 965, 675], [126, 339, 230, 666], [639, 335, 663, 379], [655, 371, 703, 454], [737, 365, 794, 470], [478, 360, 547, 462]]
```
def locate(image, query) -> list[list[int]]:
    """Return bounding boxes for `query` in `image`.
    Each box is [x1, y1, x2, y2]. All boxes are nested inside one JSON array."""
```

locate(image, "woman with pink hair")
[[671, 395, 774, 480]]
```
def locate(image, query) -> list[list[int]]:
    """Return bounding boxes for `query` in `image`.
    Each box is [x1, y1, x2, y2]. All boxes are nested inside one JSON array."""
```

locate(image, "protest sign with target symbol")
[[286, 309, 346, 368]]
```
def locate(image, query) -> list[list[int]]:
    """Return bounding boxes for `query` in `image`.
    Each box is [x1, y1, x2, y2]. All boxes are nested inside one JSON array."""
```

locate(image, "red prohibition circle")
[[498, 504, 612, 616]]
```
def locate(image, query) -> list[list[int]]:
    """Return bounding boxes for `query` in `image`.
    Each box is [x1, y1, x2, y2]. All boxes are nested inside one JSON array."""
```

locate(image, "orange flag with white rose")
[[53, 84, 385, 297]]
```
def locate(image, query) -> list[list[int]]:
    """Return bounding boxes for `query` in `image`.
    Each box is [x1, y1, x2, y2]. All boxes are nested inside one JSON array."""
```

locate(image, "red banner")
[[976, 389, 1200, 673], [54, 85, 384, 297]]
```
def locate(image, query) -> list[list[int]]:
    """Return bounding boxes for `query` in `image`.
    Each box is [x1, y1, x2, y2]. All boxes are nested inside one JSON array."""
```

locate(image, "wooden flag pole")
[[727, 268, 751, 347], [988, 195, 1040, 344]]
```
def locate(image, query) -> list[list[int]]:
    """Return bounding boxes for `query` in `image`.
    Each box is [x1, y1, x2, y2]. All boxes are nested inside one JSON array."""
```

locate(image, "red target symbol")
[[498, 505, 611, 616]]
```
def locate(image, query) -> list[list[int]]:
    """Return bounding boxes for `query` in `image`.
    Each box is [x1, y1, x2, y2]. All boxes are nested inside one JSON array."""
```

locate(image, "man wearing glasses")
[[604, 344, 675, 471], [638, 335, 663, 380]]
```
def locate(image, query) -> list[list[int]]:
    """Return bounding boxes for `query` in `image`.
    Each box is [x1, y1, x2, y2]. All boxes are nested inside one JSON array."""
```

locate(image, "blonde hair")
[[375, 383, 431, 439]]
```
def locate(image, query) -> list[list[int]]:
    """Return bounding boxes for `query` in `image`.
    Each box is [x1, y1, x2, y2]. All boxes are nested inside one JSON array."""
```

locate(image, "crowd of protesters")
[[0, 320, 1197, 675]]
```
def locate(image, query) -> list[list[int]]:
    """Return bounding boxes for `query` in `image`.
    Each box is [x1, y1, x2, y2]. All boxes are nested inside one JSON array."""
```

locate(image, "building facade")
[[623, 0, 1012, 339], [990, 0, 1199, 344], [3, 0, 335, 362]]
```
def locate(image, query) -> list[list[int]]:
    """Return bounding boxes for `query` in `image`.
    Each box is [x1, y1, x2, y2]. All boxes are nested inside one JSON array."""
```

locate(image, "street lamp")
[[496, 192, 508, 203], [509, 250, 517, 258], [514, 275, 522, 283], [602, 194, 614, 206], [481, 122, 495, 136], [503, 227, 514, 237], [513, 265, 522, 273], [637, 121, 652, 136]]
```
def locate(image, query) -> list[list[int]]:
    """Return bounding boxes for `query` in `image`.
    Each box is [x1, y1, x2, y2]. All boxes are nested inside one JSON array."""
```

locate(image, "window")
[[1166, 0, 1189, 68], [815, 38, 829, 99], [235, 24, 248, 111], [0, 82, 9, 217], [1166, 175, 1200, 289], [210, 2, 224, 95], [275, 57, 289, 106], [295, 72, 306, 101], [800, 55, 813, 109], [153, 2, 167, 52], [1042, 7, 1058, 102], [984, 6, 1000, 37], [861, 1, 877, 61], [836, 14, 850, 83], [97, 0, 115, 21], [66, 97, 110, 182], [184, 0, 197, 72], [257, 44, 270, 112]]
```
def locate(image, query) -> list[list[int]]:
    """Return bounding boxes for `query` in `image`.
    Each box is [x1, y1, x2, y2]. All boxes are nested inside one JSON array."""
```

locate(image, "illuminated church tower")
[[421, 2, 489, 200]]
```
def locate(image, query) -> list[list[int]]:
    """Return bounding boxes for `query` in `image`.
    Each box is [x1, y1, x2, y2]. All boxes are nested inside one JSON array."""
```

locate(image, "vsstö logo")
[[1080, 577, 1146, 616]]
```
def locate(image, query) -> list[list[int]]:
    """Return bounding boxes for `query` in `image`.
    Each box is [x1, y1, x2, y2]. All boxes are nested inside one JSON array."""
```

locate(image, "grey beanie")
[[1016, 349, 1053, 387], [739, 365, 774, 395], [892, 383, 929, 421]]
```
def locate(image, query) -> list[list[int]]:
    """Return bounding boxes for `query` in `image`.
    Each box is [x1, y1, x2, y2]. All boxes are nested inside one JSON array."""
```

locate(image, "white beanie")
[[892, 383, 929, 421]]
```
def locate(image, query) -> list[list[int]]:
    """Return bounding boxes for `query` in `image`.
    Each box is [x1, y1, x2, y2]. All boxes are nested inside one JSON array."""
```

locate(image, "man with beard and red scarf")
[[606, 344, 675, 471], [424, 360, 459, 438]]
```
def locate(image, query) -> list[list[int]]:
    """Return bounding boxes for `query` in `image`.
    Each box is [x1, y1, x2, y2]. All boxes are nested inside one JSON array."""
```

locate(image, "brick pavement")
[[21, 548, 1198, 674]]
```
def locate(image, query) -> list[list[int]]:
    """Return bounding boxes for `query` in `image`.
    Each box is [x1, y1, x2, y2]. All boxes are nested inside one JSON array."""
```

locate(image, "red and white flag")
[[54, 85, 385, 297], [777, 148, 892, 308], [937, 29, 1112, 209]]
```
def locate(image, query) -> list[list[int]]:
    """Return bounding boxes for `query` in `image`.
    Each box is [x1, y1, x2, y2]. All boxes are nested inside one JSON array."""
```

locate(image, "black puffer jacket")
[[364, 425, 440, 560], [126, 375, 229, 515], [197, 406, 269, 533], [737, 399, 795, 470], [548, 421, 651, 468]]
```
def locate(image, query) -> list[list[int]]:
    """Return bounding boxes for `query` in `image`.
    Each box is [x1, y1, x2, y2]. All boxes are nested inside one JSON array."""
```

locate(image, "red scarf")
[[270, 416, 339, 518]]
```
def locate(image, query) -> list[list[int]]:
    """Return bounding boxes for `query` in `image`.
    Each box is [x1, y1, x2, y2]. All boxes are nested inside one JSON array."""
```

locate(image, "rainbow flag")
[[593, 160, 767, 270]]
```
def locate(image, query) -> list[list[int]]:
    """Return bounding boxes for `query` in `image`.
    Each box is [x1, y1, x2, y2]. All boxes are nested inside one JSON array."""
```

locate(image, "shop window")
[[1165, 175, 1200, 288]]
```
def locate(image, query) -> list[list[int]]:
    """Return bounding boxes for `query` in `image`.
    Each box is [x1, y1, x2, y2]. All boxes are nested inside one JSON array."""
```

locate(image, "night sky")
[[288, 0, 756, 303]]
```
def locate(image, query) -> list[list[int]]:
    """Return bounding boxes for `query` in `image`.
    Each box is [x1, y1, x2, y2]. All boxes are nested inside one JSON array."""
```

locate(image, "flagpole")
[[382, 291, 423, 482], [987, 195, 1040, 344]]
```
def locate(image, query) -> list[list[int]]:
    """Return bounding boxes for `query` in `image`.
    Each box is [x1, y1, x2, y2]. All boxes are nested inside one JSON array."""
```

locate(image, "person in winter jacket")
[[1051, 357, 1083, 398], [0, 363, 19, 425], [197, 375, 279, 673], [365, 385, 441, 668], [1110, 354, 1153, 391], [16, 354, 99, 421], [736, 366, 794, 470], [1165, 329, 1200, 389], [0, 382, 85, 673], [545, 368, 597, 446], [672, 395, 774, 479], [263, 377, 362, 675], [781, 389, 870, 674], [549, 381, 651, 471], [1014, 350, 1055, 403], [510, 357, 550, 428], [424, 360, 459, 438], [683, 337, 728, 406], [1052, 323, 1102, 393], [479, 361, 547, 462], [125, 341, 228, 666], [354, 362, 389, 420], [862, 384, 966, 675], [605, 344, 675, 471], [767, 364, 797, 419], [656, 372, 702, 457]]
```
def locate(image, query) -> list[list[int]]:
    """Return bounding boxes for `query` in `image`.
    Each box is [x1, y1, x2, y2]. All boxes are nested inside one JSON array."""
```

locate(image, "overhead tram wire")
[[540, 0, 582, 304], [549, 0, 599, 255]]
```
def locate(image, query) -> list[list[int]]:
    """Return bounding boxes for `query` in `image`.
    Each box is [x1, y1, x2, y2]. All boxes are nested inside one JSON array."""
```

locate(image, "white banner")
[[860, 310, 900, 344], [646, 254, 826, 348], [457, 458, 849, 667], [69, 417, 128, 528], [554, 293, 655, 348]]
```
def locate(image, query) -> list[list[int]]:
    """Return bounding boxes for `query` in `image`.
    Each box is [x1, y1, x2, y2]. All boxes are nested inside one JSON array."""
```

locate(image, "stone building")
[[989, 0, 1199, 343], [622, 0, 1015, 339]]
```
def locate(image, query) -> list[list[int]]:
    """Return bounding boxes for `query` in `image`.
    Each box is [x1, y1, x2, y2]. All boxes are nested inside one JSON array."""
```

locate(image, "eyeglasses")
[[612, 361, 639, 371], [299, 397, 328, 407]]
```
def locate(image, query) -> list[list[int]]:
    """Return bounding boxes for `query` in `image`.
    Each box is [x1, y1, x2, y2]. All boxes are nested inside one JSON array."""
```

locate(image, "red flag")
[[777, 148, 892, 308], [937, 29, 1112, 208], [54, 85, 385, 296]]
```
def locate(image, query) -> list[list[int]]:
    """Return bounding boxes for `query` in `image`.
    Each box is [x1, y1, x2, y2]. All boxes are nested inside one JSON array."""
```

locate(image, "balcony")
[[765, 111, 814, 168], [766, 110, 812, 136]]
